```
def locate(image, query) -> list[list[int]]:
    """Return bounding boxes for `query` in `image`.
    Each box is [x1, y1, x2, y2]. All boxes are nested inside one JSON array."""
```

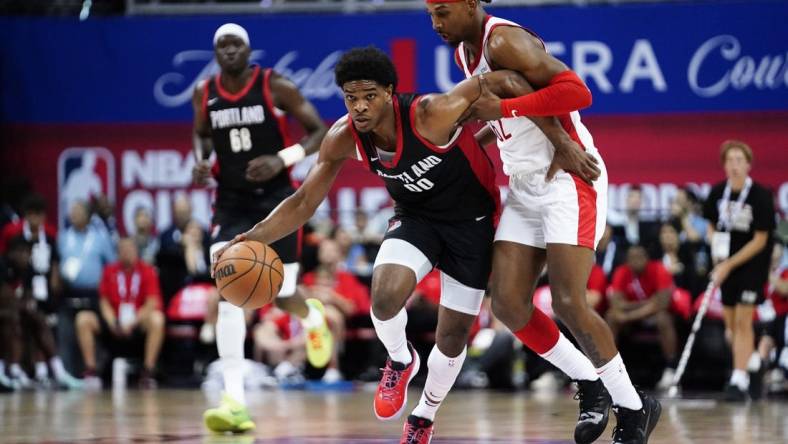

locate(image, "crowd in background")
[[1, 149, 787, 399]]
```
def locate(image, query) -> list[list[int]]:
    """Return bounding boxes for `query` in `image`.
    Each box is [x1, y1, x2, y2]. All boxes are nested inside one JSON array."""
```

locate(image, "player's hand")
[[210, 233, 246, 278], [192, 160, 212, 186], [459, 74, 503, 123], [246, 155, 285, 182], [546, 141, 600, 184]]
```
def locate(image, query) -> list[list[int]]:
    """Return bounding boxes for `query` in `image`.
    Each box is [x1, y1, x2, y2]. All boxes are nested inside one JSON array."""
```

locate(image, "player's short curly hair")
[[335, 46, 398, 91]]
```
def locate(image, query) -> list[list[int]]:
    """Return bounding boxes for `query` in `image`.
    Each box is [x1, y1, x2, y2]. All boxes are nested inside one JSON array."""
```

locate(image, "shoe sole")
[[374, 350, 421, 422], [204, 410, 255, 433], [644, 397, 662, 443]]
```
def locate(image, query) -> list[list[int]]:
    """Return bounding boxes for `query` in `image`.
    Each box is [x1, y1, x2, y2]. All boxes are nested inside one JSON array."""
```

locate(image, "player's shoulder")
[[486, 21, 541, 53], [322, 115, 357, 156]]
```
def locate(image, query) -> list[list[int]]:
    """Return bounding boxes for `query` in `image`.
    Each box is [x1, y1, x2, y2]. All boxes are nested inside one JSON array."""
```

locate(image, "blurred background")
[[0, 0, 786, 398]]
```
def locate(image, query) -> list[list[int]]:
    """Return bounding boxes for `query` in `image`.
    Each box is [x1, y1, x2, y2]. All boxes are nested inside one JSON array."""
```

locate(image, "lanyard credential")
[[717, 177, 752, 232]]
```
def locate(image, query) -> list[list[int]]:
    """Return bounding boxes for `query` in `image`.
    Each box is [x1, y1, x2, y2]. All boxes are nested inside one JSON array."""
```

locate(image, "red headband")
[[425, 0, 464, 3]]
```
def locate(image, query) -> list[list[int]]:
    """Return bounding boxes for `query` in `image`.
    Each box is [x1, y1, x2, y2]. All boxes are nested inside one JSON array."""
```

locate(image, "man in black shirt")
[[703, 140, 776, 401]]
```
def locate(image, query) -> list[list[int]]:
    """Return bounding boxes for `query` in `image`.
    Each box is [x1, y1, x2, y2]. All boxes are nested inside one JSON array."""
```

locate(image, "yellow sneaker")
[[203, 393, 256, 433], [304, 298, 333, 369]]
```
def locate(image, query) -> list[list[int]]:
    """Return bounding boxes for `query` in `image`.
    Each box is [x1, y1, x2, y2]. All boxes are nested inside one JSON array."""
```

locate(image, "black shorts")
[[383, 213, 494, 290], [211, 208, 299, 264], [720, 278, 766, 307], [766, 314, 787, 350]]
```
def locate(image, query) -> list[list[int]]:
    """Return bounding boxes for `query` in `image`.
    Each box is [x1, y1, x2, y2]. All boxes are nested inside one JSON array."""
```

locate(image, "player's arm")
[[192, 82, 214, 185], [245, 73, 329, 182], [413, 70, 531, 144], [485, 26, 592, 119], [270, 72, 328, 158], [213, 117, 356, 269]]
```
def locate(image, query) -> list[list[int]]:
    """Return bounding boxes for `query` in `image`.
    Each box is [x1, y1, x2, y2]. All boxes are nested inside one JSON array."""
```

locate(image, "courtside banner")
[[1, 0, 786, 122]]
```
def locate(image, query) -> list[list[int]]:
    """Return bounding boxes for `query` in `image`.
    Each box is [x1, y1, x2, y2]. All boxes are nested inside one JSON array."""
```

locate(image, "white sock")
[[217, 301, 247, 405], [301, 303, 325, 329], [747, 353, 762, 372], [35, 362, 48, 380], [597, 354, 642, 410], [371, 309, 411, 365], [10, 364, 29, 381], [412, 346, 466, 421], [539, 334, 599, 382], [50, 357, 69, 380], [730, 369, 749, 390]]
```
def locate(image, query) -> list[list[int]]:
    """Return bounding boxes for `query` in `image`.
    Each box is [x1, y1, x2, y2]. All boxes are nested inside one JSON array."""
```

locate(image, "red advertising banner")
[[2, 111, 786, 234]]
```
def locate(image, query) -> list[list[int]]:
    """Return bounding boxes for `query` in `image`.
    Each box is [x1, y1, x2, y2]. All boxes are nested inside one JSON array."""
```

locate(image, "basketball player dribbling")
[[192, 23, 331, 433], [214, 46, 589, 443], [426, 1, 661, 443]]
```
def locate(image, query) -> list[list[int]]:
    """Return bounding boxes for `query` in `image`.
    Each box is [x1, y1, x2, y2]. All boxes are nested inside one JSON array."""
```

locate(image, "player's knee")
[[490, 294, 533, 328], [370, 282, 408, 320], [551, 294, 581, 325]]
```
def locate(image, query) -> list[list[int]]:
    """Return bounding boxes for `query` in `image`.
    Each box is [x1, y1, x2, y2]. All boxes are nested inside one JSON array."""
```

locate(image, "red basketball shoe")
[[400, 415, 434, 444], [374, 342, 420, 420]]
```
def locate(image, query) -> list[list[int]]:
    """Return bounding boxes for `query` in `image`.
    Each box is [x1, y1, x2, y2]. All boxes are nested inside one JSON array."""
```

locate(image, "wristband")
[[277, 143, 306, 167]]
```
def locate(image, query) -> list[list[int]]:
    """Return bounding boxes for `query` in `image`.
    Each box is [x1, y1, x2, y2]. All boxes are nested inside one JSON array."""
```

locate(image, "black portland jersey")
[[203, 66, 293, 204], [350, 94, 499, 221]]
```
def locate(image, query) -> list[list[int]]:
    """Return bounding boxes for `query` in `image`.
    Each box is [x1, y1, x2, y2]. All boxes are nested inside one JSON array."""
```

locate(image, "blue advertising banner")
[[1, 0, 786, 123]]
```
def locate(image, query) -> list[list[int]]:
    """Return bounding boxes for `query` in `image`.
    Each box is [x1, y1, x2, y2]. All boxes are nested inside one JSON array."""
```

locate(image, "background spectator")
[[131, 207, 159, 265], [703, 140, 776, 401], [607, 244, 678, 391], [76, 238, 164, 389], [611, 186, 661, 258], [58, 200, 116, 373]]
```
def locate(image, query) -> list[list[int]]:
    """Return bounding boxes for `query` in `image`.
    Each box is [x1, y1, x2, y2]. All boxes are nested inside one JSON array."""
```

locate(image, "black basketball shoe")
[[573, 379, 612, 444], [611, 391, 662, 444]]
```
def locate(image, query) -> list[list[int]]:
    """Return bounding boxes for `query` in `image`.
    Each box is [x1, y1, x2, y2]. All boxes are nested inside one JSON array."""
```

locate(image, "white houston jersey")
[[456, 16, 597, 176]]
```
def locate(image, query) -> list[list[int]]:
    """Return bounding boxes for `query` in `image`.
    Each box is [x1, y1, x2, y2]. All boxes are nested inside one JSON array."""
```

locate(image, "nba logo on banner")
[[57, 147, 116, 229]]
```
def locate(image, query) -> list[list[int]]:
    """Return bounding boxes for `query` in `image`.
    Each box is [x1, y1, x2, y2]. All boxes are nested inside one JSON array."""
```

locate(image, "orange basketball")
[[214, 241, 284, 309]]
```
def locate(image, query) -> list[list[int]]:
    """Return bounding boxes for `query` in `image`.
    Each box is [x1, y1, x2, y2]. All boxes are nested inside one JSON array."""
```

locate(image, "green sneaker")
[[304, 298, 333, 369], [203, 393, 256, 433]]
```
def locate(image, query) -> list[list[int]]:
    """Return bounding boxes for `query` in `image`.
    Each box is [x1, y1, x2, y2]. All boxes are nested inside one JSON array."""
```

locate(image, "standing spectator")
[[669, 187, 708, 244], [703, 140, 776, 401], [75, 238, 165, 389], [58, 200, 116, 374], [607, 245, 678, 391], [131, 207, 159, 265], [90, 194, 119, 243]]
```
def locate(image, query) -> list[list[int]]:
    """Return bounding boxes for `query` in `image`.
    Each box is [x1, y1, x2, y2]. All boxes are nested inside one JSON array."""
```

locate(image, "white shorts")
[[495, 149, 608, 250], [210, 242, 299, 298], [373, 238, 485, 315]]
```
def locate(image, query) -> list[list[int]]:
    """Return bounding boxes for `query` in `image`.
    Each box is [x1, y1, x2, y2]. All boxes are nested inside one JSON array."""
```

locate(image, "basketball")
[[214, 240, 284, 309]]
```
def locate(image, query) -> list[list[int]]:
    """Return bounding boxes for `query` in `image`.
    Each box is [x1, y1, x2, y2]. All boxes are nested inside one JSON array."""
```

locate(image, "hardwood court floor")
[[1, 388, 786, 443]]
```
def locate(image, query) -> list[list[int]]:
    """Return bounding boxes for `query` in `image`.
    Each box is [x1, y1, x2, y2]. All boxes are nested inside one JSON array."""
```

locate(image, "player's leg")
[[371, 217, 439, 421], [494, 186, 608, 444], [404, 272, 479, 443], [544, 155, 659, 442]]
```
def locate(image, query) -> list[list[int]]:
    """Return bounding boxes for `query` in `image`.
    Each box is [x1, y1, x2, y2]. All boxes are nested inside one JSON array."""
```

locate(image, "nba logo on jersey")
[[57, 147, 116, 229]]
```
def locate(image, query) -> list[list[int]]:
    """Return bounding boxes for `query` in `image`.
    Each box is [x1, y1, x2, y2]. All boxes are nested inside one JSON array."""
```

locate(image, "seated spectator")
[[752, 243, 788, 397], [253, 305, 306, 384], [607, 244, 678, 390], [157, 196, 210, 304], [131, 207, 159, 264], [334, 226, 373, 279], [1, 237, 80, 390], [301, 238, 371, 382], [586, 264, 608, 315], [75, 238, 164, 389], [669, 187, 708, 244], [596, 224, 626, 277], [58, 200, 116, 371], [659, 223, 706, 295], [0, 194, 60, 312], [458, 297, 517, 390], [90, 194, 119, 243], [611, 186, 660, 258]]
